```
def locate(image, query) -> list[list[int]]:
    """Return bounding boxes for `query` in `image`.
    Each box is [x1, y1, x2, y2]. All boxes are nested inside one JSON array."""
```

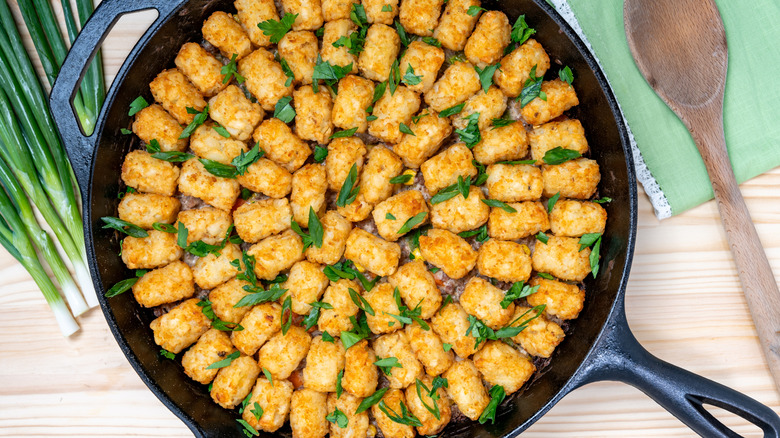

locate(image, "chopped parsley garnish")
[[401, 64, 422, 86], [213, 123, 231, 138], [199, 299, 244, 331], [442, 343, 452, 352], [313, 145, 329, 162], [454, 111, 481, 147], [274, 95, 296, 123], [290, 207, 324, 249], [475, 63, 500, 93], [280, 296, 293, 335], [542, 146, 581, 165], [350, 3, 368, 26], [479, 385, 506, 424], [500, 282, 540, 308], [422, 36, 441, 47], [395, 20, 411, 47], [547, 192, 561, 213], [327, 408, 349, 428], [331, 127, 358, 139], [232, 143, 265, 175], [336, 369, 344, 397], [120, 128, 132, 135], [355, 388, 389, 414], [336, 163, 360, 207], [439, 102, 465, 118], [379, 400, 422, 427], [592, 196, 612, 204], [221, 53, 245, 84], [496, 159, 535, 165], [415, 378, 442, 420], [397, 212, 427, 235], [179, 105, 209, 138], [237, 419, 259, 437], [579, 233, 603, 277], [389, 174, 413, 184], [518, 65, 544, 107], [303, 300, 333, 330], [535, 231, 549, 244], [538, 273, 555, 280], [206, 351, 240, 370], [511, 15, 536, 45], [382, 4, 393, 11], [312, 56, 353, 93], [374, 356, 402, 375], [559, 65, 574, 85], [262, 367, 273, 386], [481, 199, 517, 213], [199, 159, 238, 179], [159, 349, 176, 360], [372, 80, 387, 104], [321, 331, 335, 342], [128, 96, 148, 116], [233, 283, 287, 309], [257, 13, 298, 44], [150, 151, 195, 162], [458, 224, 489, 242], [323, 260, 381, 291], [146, 139, 161, 154], [388, 59, 401, 95], [152, 222, 177, 234], [411, 111, 429, 124], [467, 5, 486, 16], [250, 402, 263, 421], [348, 287, 375, 316], [386, 213, 396, 220], [399, 123, 415, 136], [280, 58, 294, 87], [100, 217, 148, 238], [341, 313, 371, 349]]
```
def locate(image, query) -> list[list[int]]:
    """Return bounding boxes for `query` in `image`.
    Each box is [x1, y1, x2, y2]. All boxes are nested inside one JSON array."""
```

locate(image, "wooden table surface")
[[1, 5, 779, 438]]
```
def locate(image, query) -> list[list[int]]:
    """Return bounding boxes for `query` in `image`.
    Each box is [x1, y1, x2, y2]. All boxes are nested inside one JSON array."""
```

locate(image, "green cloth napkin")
[[551, 0, 780, 218]]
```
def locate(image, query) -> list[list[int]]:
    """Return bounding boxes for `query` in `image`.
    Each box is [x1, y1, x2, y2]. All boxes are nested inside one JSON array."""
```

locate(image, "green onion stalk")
[[0, 173, 80, 336]]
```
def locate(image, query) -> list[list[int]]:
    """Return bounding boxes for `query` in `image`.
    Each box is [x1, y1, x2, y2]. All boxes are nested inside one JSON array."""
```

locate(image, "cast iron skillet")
[[50, 0, 780, 436]]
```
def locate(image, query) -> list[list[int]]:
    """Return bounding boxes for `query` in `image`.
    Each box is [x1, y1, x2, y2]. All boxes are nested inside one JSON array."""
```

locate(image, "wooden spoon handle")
[[690, 104, 780, 392]]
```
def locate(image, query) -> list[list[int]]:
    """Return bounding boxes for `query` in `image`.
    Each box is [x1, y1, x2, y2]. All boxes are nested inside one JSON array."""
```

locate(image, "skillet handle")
[[572, 309, 780, 437], [49, 0, 188, 199]]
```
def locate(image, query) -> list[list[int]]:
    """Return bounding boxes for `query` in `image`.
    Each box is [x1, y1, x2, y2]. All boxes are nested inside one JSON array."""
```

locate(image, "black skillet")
[[49, 0, 780, 436]]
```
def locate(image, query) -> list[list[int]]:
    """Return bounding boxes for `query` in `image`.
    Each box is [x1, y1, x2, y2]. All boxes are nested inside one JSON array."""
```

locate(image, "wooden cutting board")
[[0, 4, 778, 437]]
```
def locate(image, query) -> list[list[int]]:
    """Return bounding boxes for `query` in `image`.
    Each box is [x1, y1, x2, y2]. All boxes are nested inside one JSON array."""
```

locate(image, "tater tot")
[[239, 48, 295, 111], [290, 389, 329, 438], [487, 201, 549, 240], [418, 229, 477, 280], [477, 239, 532, 283], [208, 85, 264, 141], [430, 302, 481, 358], [529, 119, 589, 164], [405, 321, 453, 376], [342, 339, 379, 397], [327, 393, 369, 438], [358, 24, 401, 82], [190, 122, 248, 164], [242, 378, 294, 432], [494, 39, 550, 98], [541, 158, 600, 199], [291, 164, 328, 226], [344, 228, 401, 276], [398, 41, 445, 93], [387, 259, 442, 320], [235, 0, 279, 47], [233, 198, 292, 243], [472, 121, 528, 165], [231, 302, 283, 355], [178, 158, 240, 211], [211, 355, 261, 409], [527, 276, 585, 320], [332, 74, 375, 133], [360, 146, 404, 204], [364, 0, 399, 24], [181, 329, 235, 384], [132, 104, 187, 152], [460, 277, 514, 329], [532, 235, 591, 282], [321, 20, 359, 73], [372, 190, 429, 241], [318, 278, 360, 335], [430, 186, 489, 234], [192, 242, 243, 289], [373, 331, 424, 389], [472, 340, 535, 395], [464, 11, 510, 67], [363, 282, 403, 334], [121, 229, 183, 270], [177, 207, 232, 245], [510, 306, 564, 358], [174, 42, 226, 97], [202, 11, 253, 59], [369, 85, 421, 144], [259, 326, 312, 379], [443, 359, 489, 421], [306, 210, 352, 264], [399, 0, 444, 36], [132, 260, 194, 307], [253, 118, 312, 172], [420, 143, 477, 194], [405, 375, 451, 435], [236, 158, 294, 199], [247, 230, 305, 280], [118, 192, 180, 230], [393, 110, 452, 167], [322, 0, 358, 20], [372, 388, 415, 438], [304, 335, 346, 392], [433, 0, 480, 51], [485, 163, 543, 202], [282, 260, 329, 314], [424, 61, 481, 112], [281, 0, 324, 30], [325, 137, 367, 191], [549, 200, 607, 237], [521, 79, 579, 125], [209, 277, 253, 324], [150, 298, 211, 354], [121, 150, 180, 196], [452, 86, 507, 131], [279, 31, 319, 85], [149, 68, 207, 125]]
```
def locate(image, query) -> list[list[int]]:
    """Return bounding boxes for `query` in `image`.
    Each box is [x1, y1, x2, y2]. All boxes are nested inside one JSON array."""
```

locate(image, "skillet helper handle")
[[575, 311, 780, 438], [50, 0, 188, 198]]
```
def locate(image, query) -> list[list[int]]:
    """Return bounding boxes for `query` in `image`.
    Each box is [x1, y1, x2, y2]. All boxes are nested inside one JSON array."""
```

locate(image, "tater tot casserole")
[[106, 0, 611, 435]]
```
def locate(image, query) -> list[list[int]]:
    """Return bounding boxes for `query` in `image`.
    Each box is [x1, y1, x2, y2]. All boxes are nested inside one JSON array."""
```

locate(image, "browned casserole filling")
[[110, 0, 609, 435]]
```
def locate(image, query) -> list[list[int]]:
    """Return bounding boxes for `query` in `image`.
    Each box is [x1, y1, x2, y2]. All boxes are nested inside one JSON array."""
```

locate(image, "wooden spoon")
[[624, 0, 780, 392]]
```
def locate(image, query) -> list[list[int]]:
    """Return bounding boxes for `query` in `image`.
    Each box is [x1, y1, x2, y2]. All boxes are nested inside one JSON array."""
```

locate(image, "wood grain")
[[0, 3, 778, 438]]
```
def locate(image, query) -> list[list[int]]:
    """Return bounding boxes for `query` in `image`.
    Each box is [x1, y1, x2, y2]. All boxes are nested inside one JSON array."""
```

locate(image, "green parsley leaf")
[[535, 231, 549, 244], [263, 367, 273, 386], [498, 305, 546, 338], [312, 56, 353, 93], [128, 96, 148, 116], [422, 36, 441, 47], [274, 95, 296, 123], [151, 151, 195, 162], [495, 159, 535, 165], [336, 163, 360, 207], [402, 64, 422, 86], [199, 158, 238, 179], [458, 224, 489, 242], [386, 213, 396, 220], [429, 184, 459, 204], [479, 385, 506, 424], [475, 63, 500, 93], [315, 27, 324, 37], [399, 123, 415, 136], [333, 26, 368, 56], [206, 351, 240, 370], [350, 3, 368, 27], [481, 199, 517, 213], [439, 102, 465, 118], [355, 388, 389, 414], [101, 216, 148, 238], [559, 65, 574, 85], [442, 343, 452, 352], [348, 287, 375, 316], [237, 419, 259, 437], [395, 20, 410, 47], [518, 65, 544, 107], [322, 331, 335, 342], [221, 53, 245, 84], [176, 222, 188, 248], [379, 400, 422, 427], [240, 188, 253, 200], [341, 313, 371, 349], [510, 15, 536, 44], [372, 81, 387, 104], [331, 127, 358, 139], [388, 58, 401, 95], [381, 4, 393, 12], [447, 53, 467, 64], [454, 112, 481, 147], [250, 402, 263, 421], [491, 117, 514, 128], [234, 283, 288, 308], [415, 379, 442, 420], [120, 128, 132, 135], [397, 212, 427, 235], [145, 139, 161, 154], [258, 12, 298, 44], [324, 261, 356, 282], [313, 145, 329, 162], [333, 369, 343, 398], [367, 114, 378, 121], [411, 111, 429, 124], [580, 233, 602, 277], [340, 331, 365, 350], [199, 299, 244, 331], [179, 105, 209, 138], [543, 147, 582, 165], [105, 277, 138, 297], [290, 208, 324, 249], [302, 300, 333, 330], [152, 222, 177, 233], [457, 175, 471, 198], [467, 5, 486, 16], [592, 196, 612, 204], [213, 123, 231, 138], [160, 349, 175, 359], [280, 58, 295, 87], [389, 174, 412, 184], [500, 282, 539, 309], [281, 296, 293, 335], [231, 143, 265, 175], [239, 393, 252, 414], [374, 357, 402, 375], [547, 192, 561, 213], [327, 408, 349, 428]]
